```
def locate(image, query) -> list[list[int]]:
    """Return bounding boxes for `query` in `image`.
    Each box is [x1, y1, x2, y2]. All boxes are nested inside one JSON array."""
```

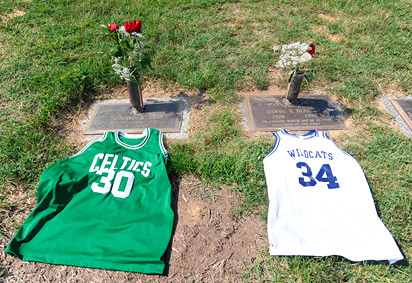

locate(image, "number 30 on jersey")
[[91, 169, 135, 199], [296, 162, 340, 189]]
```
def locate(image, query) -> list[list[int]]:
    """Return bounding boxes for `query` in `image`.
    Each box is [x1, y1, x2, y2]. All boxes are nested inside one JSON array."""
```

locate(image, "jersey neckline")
[[280, 129, 319, 139], [114, 128, 151, 149]]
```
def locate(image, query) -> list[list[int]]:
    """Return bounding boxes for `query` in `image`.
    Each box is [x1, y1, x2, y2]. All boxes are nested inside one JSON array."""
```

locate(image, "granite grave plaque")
[[390, 99, 412, 131], [244, 95, 345, 131], [85, 100, 184, 135]]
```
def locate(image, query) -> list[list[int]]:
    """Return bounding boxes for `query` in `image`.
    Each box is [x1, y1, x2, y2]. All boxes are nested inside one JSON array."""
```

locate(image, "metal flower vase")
[[286, 73, 305, 104], [127, 79, 145, 114]]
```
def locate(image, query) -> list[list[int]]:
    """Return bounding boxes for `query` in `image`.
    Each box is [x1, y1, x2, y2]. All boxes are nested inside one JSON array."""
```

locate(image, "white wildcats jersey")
[[263, 129, 403, 264]]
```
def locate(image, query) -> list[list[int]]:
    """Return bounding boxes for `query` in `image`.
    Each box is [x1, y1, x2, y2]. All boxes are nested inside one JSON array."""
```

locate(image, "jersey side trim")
[[158, 132, 168, 162], [265, 132, 281, 158]]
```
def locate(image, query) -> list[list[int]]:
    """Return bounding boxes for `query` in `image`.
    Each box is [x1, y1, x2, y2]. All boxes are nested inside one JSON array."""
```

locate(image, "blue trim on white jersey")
[[265, 131, 281, 158], [322, 131, 328, 139], [281, 129, 318, 139]]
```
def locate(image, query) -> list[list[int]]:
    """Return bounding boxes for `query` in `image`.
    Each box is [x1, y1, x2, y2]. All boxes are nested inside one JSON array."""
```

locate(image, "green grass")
[[1, 0, 411, 281], [169, 106, 271, 209]]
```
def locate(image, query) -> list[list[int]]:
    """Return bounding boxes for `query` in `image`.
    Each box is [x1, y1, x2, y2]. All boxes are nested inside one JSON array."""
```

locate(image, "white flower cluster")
[[118, 25, 130, 37], [110, 31, 147, 82], [118, 25, 145, 39], [112, 57, 131, 80], [273, 42, 312, 68]]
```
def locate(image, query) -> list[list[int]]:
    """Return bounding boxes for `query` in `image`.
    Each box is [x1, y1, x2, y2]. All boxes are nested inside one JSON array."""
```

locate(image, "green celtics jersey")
[[5, 128, 174, 274]]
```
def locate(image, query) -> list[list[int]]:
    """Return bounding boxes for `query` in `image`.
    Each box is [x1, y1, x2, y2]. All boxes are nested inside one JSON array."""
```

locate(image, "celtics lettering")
[[89, 153, 151, 177]]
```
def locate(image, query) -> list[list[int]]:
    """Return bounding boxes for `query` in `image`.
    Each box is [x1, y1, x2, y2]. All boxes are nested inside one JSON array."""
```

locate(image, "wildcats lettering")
[[287, 149, 333, 160], [89, 153, 152, 177]]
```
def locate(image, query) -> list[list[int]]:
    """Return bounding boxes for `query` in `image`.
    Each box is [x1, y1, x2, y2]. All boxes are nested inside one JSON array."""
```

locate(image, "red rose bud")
[[134, 20, 142, 33], [123, 21, 133, 33], [307, 44, 315, 55], [130, 22, 139, 33], [109, 23, 119, 32], [123, 20, 142, 33]]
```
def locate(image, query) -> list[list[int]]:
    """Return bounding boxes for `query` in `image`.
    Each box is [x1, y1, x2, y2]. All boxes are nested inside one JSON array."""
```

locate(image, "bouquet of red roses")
[[104, 20, 151, 85]]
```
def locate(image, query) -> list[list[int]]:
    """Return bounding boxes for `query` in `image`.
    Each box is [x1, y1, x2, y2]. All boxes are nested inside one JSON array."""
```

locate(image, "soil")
[[0, 175, 266, 282]]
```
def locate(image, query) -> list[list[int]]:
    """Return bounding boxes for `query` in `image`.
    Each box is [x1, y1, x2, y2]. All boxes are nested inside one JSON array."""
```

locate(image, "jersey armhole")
[[265, 132, 281, 158], [71, 132, 108, 158]]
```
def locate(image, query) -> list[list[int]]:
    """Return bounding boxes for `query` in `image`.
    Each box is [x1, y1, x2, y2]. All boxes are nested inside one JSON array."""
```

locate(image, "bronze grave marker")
[[85, 100, 184, 135], [390, 99, 412, 131], [244, 95, 346, 131]]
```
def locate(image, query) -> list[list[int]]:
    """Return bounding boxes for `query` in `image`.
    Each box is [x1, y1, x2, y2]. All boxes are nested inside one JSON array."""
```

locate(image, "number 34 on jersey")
[[296, 162, 340, 189]]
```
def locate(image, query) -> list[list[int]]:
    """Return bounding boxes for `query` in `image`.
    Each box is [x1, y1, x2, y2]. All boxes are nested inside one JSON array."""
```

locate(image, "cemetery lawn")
[[1, 0, 411, 281]]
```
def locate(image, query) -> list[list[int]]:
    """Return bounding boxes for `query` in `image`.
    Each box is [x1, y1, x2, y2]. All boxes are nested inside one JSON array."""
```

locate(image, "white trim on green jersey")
[[159, 132, 168, 162], [115, 128, 150, 149]]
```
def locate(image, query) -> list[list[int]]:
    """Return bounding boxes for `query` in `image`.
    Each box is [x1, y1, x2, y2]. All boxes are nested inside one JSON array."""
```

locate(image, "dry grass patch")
[[315, 14, 345, 42], [313, 25, 344, 42], [2, 9, 26, 20], [318, 13, 337, 22], [326, 34, 344, 42]]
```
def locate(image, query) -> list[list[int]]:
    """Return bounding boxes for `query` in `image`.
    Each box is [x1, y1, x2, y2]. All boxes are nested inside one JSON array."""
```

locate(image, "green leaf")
[[141, 55, 152, 67], [111, 45, 123, 57], [304, 71, 314, 83], [288, 69, 296, 82]]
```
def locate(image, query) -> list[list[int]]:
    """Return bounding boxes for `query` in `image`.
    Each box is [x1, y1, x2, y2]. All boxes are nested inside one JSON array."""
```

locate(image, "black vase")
[[286, 73, 305, 104], [127, 80, 145, 113]]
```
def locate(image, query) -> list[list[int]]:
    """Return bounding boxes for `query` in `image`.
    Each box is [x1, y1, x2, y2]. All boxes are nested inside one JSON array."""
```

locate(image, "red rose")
[[134, 20, 142, 33], [123, 21, 133, 33], [109, 23, 119, 32], [307, 44, 315, 55], [123, 20, 142, 33]]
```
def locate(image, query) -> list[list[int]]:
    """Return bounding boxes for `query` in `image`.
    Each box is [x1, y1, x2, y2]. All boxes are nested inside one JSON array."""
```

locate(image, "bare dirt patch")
[[313, 14, 345, 42], [312, 26, 344, 42], [317, 14, 337, 22], [326, 34, 344, 42], [1, 175, 266, 282], [2, 9, 26, 20]]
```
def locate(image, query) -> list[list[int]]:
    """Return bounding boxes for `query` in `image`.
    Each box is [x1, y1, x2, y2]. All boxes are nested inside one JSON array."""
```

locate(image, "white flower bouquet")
[[273, 42, 315, 84]]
